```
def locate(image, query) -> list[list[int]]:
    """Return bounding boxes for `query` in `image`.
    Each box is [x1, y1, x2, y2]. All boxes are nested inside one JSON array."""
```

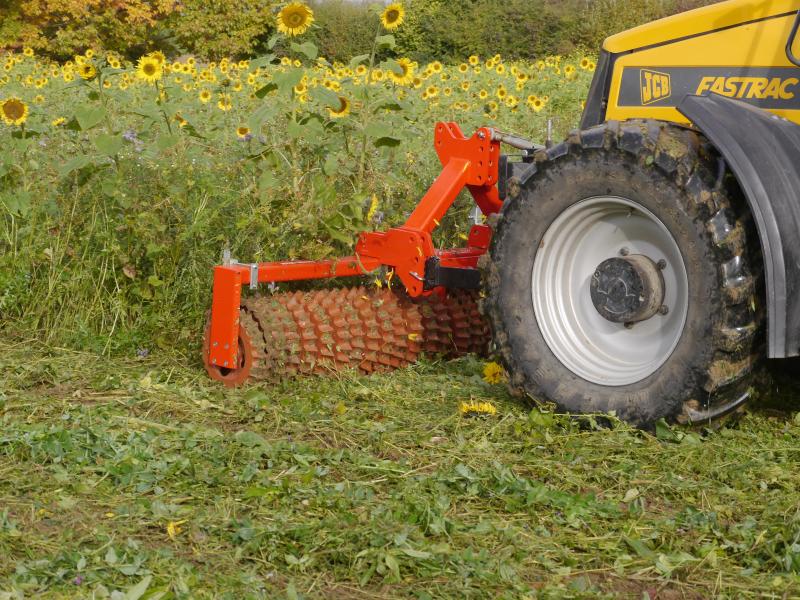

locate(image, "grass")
[[2, 340, 800, 598]]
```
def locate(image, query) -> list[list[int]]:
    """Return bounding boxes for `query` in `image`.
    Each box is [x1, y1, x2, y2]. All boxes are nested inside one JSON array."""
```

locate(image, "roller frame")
[[207, 122, 502, 370]]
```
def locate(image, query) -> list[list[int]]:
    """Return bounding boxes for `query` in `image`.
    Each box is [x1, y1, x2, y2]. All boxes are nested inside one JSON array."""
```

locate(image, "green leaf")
[[376, 34, 396, 50], [309, 86, 340, 108], [623, 536, 656, 560], [655, 418, 681, 442], [374, 101, 406, 112], [74, 105, 107, 130], [287, 118, 323, 140], [254, 82, 278, 99], [247, 104, 278, 131], [384, 553, 401, 580], [125, 575, 152, 600], [1, 190, 32, 217], [249, 54, 275, 69], [267, 34, 280, 50], [274, 69, 304, 95], [258, 170, 277, 193], [59, 155, 93, 176], [382, 58, 403, 75], [374, 136, 402, 148], [234, 430, 269, 447], [364, 122, 402, 147], [290, 41, 318, 60], [156, 134, 180, 152], [400, 547, 431, 559], [349, 54, 370, 68], [94, 134, 123, 157]]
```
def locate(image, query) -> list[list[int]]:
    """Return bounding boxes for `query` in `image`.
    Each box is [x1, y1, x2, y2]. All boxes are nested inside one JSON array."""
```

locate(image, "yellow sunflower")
[[217, 93, 232, 111], [1, 97, 29, 126], [51, 117, 66, 127], [380, 3, 405, 30], [276, 2, 314, 36], [531, 97, 544, 113], [148, 50, 166, 66], [199, 89, 211, 103], [327, 95, 350, 118], [468, 55, 479, 65], [79, 62, 96, 80], [23, 47, 34, 57], [136, 55, 162, 83]]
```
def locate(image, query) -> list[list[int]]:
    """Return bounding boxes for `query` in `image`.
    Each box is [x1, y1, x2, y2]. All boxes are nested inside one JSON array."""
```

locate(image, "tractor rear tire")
[[483, 120, 762, 428]]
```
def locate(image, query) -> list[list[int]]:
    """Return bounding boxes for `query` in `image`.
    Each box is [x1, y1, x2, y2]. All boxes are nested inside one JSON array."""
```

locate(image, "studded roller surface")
[[234, 286, 489, 380]]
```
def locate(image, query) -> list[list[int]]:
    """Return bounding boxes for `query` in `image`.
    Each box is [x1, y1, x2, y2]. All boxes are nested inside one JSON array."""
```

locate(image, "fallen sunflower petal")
[[459, 401, 497, 417], [482, 361, 506, 384], [166, 519, 187, 540]]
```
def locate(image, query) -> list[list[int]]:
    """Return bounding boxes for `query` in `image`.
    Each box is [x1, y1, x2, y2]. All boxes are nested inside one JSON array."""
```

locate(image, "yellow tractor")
[[204, 0, 800, 428]]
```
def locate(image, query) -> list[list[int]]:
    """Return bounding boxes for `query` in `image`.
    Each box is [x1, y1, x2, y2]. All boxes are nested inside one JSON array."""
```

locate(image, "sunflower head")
[[148, 51, 166, 66], [236, 125, 252, 140], [380, 3, 405, 30], [277, 2, 314, 37], [388, 57, 414, 86], [136, 56, 163, 84], [327, 95, 350, 118], [79, 62, 97, 80], [22, 47, 34, 57], [1, 97, 29, 126], [217, 93, 232, 111]]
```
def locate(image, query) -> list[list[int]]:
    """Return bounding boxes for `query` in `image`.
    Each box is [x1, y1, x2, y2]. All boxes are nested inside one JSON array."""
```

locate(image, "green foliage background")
[[0, 0, 718, 61]]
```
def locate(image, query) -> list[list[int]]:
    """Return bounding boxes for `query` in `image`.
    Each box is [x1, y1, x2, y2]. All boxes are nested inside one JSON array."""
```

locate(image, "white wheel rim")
[[531, 196, 689, 386]]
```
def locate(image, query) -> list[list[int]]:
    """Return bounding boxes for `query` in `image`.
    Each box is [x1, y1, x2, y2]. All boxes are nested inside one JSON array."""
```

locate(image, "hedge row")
[[0, 0, 716, 61]]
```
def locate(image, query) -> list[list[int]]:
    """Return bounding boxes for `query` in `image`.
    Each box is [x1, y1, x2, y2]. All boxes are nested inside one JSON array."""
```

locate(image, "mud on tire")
[[483, 120, 762, 428]]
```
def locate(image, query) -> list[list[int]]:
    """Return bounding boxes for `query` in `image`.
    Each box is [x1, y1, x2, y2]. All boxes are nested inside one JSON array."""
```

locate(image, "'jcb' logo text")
[[640, 69, 671, 105]]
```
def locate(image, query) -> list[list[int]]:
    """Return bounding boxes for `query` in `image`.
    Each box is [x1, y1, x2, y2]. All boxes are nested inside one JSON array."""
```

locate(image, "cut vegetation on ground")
[[2, 341, 799, 598]]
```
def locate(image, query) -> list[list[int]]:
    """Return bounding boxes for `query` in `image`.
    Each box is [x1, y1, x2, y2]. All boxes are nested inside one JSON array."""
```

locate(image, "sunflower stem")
[[357, 19, 384, 185]]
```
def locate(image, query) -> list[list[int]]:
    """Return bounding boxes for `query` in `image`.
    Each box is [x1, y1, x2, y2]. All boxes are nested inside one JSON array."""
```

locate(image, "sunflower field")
[[0, 2, 593, 352], [2, 3, 800, 599]]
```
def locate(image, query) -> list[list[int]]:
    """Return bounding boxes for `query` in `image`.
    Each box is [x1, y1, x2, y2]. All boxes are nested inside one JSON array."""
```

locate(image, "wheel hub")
[[589, 254, 665, 324]]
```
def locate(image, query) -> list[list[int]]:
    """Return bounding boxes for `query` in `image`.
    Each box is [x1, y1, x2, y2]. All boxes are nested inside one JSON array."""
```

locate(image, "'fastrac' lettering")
[[695, 76, 799, 100]]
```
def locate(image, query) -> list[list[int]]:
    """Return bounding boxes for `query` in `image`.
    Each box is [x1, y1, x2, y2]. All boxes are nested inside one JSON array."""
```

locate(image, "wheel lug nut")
[[657, 259, 667, 270], [619, 247, 630, 256], [659, 305, 669, 315]]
